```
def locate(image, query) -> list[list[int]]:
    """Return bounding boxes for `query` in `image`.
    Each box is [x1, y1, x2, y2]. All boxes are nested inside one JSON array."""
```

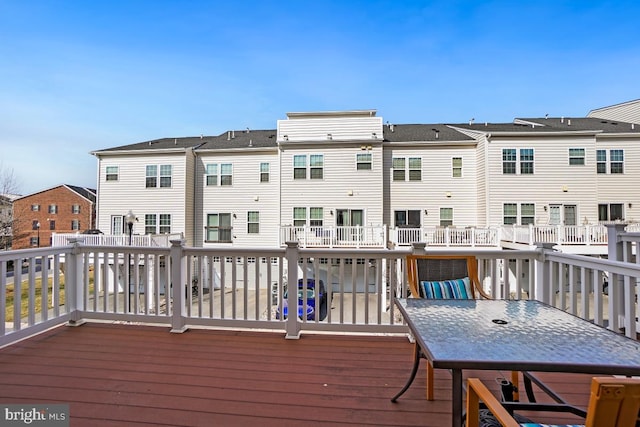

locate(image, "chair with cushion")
[[393, 253, 518, 402], [466, 376, 640, 427]]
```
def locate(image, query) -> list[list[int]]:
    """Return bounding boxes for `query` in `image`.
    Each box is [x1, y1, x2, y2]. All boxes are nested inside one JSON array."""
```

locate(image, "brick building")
[[12, 185, 96, 249]]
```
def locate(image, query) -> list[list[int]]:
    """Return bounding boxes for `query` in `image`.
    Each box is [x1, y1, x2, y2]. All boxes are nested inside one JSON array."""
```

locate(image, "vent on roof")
[[174, 138, 177, 145], [232, 130, 235, 139], [545, 114, 549, 119], [227, 131, 231, 140], [246, 127, 250, 133], [249, 139, 253, 147], [567, 120, 571, 126], [469, 118, 475, 125], [390, 124, 394, 132], [432, 128, 439, 139]]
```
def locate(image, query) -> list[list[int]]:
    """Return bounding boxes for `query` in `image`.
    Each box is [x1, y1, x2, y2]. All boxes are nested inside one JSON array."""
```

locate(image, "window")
[[146, 165, 172, 188], [49, 220, 56, 230], [293, 155, 307, 179], [502, 149, 516, 174], [206, 213, 232, 242], [503, 148, 534, 174], [610, 150, 624, 174], [356, 153, 372, 170], [598, 204, 624, 221], [205, 163, 232, 185], [392, 157, 405, 181], [32, 220, 40, 230], [452, 157, 462, 177], [408, 157, 422, 181], [503, 203, 517, 225], [597, 150, 624, 174], [146, 165, 157, 188], [260, 163, 269, 182], [310, 207, 323, 227], [439, 208, 453, 227], [293, 207, 307, 226], [248, 211, 259, 234], [220, 164, 232, 185], [159, 214, 171, 233], [48, 204, 58, 214], [144, 214, 171, 234], [72, 204, 80, 214], [394, 210, 421, 228], [520, 149, 534, 174], [160, 165, 172, 187], [310, 154, 323, 179], [106, 166, 119, 181], [520, 203, 535, 225], [30, 237, 38, 246], [569, 148, 585, 165], [31, 204, 40, 211], [145, 214, 156, 234], [205, 164, 218, 186], [71, 220, 79, 230], [392, 157, 421, 181], [596, 150, 607, 174]]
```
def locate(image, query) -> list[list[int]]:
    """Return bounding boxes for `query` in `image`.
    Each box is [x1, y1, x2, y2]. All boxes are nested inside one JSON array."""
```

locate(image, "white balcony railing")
[[51, 232, 184, 247], [280, 225, 387, 248], [3, 225, 640, 347]]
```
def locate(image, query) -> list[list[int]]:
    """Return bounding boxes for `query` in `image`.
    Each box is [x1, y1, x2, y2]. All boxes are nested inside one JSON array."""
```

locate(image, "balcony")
[[2, 226, 640, 425]]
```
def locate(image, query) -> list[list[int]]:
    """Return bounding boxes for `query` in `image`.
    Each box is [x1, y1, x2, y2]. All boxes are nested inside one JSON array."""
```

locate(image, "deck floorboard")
[[0, 323, 598, 426]]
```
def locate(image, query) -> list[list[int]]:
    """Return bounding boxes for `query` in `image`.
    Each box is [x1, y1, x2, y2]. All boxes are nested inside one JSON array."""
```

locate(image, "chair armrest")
[[467, 378, 520, 427]]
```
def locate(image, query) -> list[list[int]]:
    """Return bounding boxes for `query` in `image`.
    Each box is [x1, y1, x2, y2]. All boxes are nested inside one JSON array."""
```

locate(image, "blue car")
[[277, 278, 327, 321]]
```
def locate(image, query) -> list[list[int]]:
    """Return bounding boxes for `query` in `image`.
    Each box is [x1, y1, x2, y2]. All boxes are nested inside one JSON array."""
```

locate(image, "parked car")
[[82, 229, 103, 234], [276, 278, 328, 321]]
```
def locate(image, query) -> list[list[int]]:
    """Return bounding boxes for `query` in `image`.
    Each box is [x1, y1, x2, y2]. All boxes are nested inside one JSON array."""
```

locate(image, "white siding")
[[485, 135, 598, 225], [588, 99, 640, 125], [198, 150, 280, 247], [280, 143, 384, 227], [595, 135, 640, 221], [278, 117, 383, 142], [384, 145, 478, 227], [95, 152, 189, 238]]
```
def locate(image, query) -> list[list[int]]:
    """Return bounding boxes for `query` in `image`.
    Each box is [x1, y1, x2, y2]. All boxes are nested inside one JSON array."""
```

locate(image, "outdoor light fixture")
[[125, 210, 137, 246]]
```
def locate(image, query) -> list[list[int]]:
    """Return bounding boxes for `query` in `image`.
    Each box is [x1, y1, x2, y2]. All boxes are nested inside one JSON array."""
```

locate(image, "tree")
[[0, 163, 21, 250]]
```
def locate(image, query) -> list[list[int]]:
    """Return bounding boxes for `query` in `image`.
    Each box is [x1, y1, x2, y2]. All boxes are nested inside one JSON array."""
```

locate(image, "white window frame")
[[439, 207, 453, 227], [502, 148, 534, 174], [568, 148, 585, 165], [356, 153, 372, 170], [260, 162, 269, 183], [106, 166, 119, 181], [452, 157, 462, 178], [248, 211, 259, 234]]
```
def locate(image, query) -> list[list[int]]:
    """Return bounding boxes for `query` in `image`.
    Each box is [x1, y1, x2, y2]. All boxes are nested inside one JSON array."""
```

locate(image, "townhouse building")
[[12, 185, 96, 249], [91, 105, 640, 250]]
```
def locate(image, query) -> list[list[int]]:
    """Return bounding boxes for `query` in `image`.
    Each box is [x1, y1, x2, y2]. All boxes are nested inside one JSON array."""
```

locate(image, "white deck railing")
[[51, 232, 184, 247], [2, 225, 640, 347], [279, 225, 387, 248]]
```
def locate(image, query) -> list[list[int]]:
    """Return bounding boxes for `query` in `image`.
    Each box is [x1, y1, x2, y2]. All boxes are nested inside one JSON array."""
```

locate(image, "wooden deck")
[[0, 322, 596, 426]]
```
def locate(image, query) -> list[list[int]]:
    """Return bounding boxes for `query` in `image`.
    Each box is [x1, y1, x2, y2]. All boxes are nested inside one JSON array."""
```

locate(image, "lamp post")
[[125, 210, 136, 246], [125, 210, 136, 312], [36, 221, 40, 247]]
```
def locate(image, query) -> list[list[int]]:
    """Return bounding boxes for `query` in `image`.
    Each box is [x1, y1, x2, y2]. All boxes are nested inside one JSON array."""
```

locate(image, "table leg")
[[451, 369, 463, 427], [391, 344, 421, 402]]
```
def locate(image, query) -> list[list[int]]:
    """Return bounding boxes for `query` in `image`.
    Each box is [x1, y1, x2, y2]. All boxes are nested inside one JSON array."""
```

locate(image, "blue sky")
[[1, 1, 639, 195]]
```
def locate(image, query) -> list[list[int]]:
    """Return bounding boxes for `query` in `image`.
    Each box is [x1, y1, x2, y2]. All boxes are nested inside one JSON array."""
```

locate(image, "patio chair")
[[404, 254, 518, 401], [466, 376, 640, 427]]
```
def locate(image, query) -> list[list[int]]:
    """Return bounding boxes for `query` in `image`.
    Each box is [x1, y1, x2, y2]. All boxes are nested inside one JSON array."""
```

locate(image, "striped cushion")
[[520, 424, 584, 427], [420, 277, 473, 299]]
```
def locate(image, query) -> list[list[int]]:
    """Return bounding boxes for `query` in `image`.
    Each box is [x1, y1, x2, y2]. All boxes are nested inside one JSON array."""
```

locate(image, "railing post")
[[285, 241, 301, 339], [66, 237, 85, 326], [411, 241, 427, 255], [170, 239, 188, 333], [606, 224, 628, 332], [534, 243, 553, 304]]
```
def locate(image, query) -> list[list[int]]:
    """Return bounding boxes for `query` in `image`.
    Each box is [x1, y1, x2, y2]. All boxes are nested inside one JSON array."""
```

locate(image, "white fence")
[[2, 226, 640, 347]]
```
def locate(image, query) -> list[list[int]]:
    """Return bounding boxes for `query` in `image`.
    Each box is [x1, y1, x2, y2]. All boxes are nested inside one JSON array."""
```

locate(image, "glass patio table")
[[392, 298, 640, 427]]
